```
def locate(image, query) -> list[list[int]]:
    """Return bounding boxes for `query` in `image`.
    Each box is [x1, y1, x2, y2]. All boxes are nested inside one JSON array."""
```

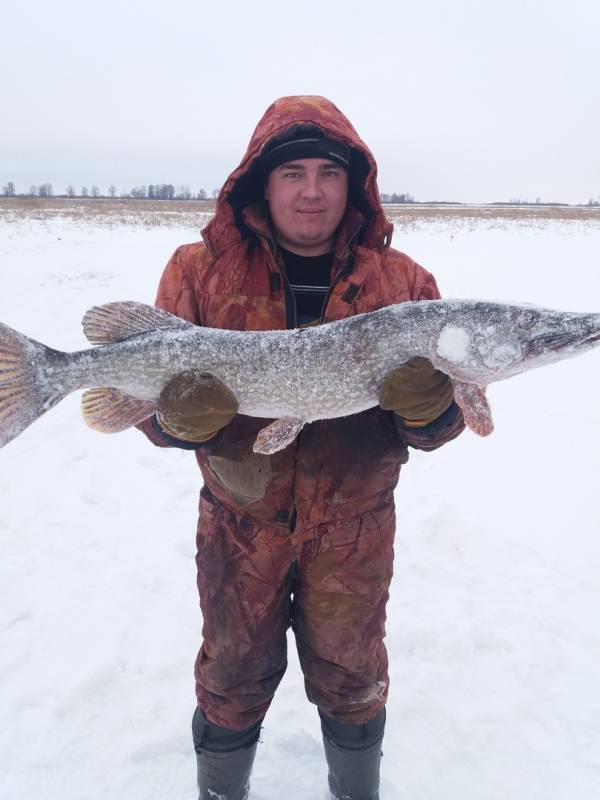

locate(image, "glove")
[[378, 358, 454, 427], [156, 371, 238, 442]]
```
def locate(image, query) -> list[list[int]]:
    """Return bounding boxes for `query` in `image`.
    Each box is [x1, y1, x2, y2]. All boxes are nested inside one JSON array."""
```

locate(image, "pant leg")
[[194, 488, 295, 730], [293, 498, 396, 724]]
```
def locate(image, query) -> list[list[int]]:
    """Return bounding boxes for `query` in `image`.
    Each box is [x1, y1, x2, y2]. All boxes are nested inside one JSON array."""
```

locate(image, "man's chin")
[[293, 226, 333, 244], [294, 234, 332, 249]]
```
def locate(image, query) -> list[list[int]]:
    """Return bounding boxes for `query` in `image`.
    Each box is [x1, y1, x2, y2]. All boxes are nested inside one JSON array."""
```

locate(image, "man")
[[138, 96, 464, 800]]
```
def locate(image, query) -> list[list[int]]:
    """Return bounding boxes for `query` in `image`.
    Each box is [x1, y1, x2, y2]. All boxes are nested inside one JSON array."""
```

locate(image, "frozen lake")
[[1, 203, 599, 799]]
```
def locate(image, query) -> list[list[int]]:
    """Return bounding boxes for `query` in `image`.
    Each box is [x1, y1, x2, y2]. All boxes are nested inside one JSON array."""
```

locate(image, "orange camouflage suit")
[[139, 96, 464, 731]]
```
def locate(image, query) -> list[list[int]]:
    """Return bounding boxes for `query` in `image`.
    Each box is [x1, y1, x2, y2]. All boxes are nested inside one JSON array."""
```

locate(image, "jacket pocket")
[[206, 449, 272, 509]]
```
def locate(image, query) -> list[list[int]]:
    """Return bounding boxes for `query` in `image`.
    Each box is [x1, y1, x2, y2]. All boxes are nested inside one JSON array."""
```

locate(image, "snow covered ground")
[[1, 209, 599, 799]]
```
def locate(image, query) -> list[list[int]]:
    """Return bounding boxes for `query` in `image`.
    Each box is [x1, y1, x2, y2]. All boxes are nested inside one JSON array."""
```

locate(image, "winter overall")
[[139, 95, 464, 799]]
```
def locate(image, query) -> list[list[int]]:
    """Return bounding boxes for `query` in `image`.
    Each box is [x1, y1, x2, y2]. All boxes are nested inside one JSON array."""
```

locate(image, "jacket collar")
[[238, 201, 365, 279]]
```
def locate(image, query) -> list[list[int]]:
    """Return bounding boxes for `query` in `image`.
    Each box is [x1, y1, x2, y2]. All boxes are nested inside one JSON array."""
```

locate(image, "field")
[[2, 196, 600, 229], [1, 200, 599, 799]]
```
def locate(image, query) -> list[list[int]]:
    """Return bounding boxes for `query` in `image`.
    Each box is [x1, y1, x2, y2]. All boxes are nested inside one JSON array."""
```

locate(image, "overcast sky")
[[2, 0, 599, 204]]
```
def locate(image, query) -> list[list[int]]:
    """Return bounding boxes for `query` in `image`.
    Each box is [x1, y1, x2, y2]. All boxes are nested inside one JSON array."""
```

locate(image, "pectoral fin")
[[452, 381, 494, 436], [82, 387, 155, 432], [253, 417, 305, 454]]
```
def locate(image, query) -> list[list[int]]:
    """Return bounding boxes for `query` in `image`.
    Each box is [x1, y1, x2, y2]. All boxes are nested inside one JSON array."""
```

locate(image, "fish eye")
[[517, 310, 538, 329]]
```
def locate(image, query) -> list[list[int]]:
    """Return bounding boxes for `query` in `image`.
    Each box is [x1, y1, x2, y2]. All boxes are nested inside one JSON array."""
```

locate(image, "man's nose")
[[300, 175, 323, 198]]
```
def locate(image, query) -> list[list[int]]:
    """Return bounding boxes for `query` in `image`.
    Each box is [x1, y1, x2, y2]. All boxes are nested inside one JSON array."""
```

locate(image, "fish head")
[[516, 306, 600, 368], [431, 302, 600, 384]]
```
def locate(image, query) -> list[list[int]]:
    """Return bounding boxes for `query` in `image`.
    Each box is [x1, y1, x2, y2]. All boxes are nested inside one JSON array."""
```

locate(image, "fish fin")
[[452, 381, 494, 436], [253, 417, 305, 454], [0, 322, 69, 448], [82, 301, 194, 345], [81, 387, 155, 433]]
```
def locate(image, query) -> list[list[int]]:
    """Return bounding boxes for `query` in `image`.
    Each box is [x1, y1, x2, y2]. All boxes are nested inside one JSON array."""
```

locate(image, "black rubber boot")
[[320, 707, 386, 800], [195, 745, 257, 800], [192, 706, 261, 800]]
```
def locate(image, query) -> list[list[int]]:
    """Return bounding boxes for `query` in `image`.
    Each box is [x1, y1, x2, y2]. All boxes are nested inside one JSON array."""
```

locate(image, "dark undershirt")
[[279, 247, 334, 326]]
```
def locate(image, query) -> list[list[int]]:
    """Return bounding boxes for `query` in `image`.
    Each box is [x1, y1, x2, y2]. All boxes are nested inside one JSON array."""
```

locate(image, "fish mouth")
[[523, 324, 600, 358]]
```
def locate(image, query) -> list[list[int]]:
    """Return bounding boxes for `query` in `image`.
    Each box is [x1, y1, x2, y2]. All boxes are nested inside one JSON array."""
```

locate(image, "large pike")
[[1, 300, 599, 453]]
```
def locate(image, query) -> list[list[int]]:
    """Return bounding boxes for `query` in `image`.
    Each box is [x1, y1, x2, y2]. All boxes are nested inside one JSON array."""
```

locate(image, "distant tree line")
[[2, 182, 418, 203], [379, 192, 414, 204], [4, 181, 599, 206], [1, 182, 219, 200]]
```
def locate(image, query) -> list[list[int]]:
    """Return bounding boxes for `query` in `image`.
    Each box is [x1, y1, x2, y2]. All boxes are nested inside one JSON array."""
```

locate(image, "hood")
[[202, 96, 393, 257]]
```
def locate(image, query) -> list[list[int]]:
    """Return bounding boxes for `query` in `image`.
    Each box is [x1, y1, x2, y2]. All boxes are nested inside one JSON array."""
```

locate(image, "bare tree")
[[108, 184, 117, 198], [197, 188, 207, 200], [81, 186, 89, 198], [147, 184, 174, 200], [91, 185, 100, 198], [3, 181, 15, 196], [380, 192, 415, 204], [29, 185, 38, 196], [38, 183, 53, 197], [66, 185, 76, 197]]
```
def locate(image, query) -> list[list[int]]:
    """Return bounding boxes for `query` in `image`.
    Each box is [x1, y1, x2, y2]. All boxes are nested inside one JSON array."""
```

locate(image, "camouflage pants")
[[194, 488, 395, 731]]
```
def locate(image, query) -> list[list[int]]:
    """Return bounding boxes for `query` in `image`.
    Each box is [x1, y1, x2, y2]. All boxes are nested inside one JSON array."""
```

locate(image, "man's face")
[[264, 158, 348, 256]]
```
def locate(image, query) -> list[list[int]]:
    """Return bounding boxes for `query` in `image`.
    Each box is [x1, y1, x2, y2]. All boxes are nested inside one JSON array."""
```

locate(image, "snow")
[[1, 211, 600, 799], [436, 325, 470, 362]]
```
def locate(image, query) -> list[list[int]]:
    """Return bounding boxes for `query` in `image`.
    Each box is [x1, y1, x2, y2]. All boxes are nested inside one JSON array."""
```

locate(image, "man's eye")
[[323, 170, 340, 177], [283, 171, 301, 178]]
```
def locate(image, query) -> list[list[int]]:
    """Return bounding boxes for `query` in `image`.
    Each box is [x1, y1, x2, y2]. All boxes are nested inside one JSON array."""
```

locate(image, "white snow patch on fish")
[[436, 326, 470, 362], [0, 299, 599, 454]]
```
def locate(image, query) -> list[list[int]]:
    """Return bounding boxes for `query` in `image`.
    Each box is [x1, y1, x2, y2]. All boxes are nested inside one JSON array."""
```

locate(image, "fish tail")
[[0, 321, 70, 448]]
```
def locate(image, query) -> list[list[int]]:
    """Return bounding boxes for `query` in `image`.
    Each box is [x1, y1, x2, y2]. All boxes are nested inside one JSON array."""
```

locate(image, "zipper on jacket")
[[318, 221, 362, 322], [242, 219, 298, 329], [319, 252, 356, 323], [266, 239, 298, 329]]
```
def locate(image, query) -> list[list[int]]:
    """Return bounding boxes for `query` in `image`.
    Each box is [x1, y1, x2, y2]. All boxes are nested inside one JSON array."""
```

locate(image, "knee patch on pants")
[[319, 706, 386, 751], [192, 706, 263, 753]]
